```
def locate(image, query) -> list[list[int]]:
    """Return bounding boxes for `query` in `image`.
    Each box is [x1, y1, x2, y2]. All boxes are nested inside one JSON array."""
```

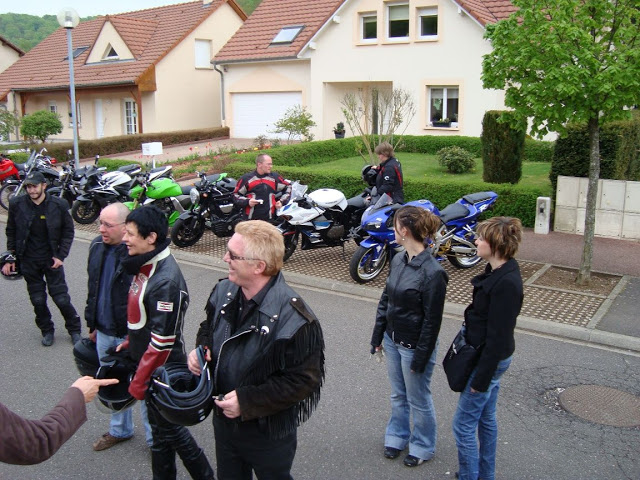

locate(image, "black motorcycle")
[[170, 171, 240, 247], [48, 157, 106, 209], [0, 149, 60, 210]]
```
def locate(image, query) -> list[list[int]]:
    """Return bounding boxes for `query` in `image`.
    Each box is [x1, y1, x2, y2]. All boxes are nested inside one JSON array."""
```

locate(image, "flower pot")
[[334, 132, 345, 139], [432, 121, 451, 128]]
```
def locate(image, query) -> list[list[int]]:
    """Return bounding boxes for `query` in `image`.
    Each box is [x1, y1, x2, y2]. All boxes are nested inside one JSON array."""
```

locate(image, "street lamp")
[[57, 7, 80, 169]]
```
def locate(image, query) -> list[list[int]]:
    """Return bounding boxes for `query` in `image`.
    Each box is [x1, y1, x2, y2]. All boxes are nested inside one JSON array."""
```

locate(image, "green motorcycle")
[[125, 172, 192, 226]]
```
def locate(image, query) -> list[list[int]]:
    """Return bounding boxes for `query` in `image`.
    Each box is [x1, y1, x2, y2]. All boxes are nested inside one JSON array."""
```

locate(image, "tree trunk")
[[576, 116, 600, 286]]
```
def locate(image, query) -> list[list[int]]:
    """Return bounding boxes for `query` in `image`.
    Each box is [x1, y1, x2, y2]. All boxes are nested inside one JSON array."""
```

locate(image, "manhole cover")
[[558, 385, 640, 427]]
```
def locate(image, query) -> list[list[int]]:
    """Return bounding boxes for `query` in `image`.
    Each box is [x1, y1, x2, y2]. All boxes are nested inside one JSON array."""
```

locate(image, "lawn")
[[298, 153, 553, 194]]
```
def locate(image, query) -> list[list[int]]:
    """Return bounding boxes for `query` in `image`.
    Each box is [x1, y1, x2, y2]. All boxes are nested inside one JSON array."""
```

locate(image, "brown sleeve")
[[0, 387, 87, 465]]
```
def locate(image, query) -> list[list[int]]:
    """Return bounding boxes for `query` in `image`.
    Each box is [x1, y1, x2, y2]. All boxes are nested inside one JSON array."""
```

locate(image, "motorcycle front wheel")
[[349, 244, 389, 284], [283, 232, 298, 262], [71, 199, 101, 224], [171, 216, 205, 247], [0, 183, 23, 210]]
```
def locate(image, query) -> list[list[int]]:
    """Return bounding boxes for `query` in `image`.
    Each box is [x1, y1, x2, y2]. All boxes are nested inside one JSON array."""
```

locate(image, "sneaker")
[[71, 332, 82, 345], [384, 446, 402, 459], [41, 332, 54, 347], [92, 433, 133, 451], [403, 454, 425, 467]]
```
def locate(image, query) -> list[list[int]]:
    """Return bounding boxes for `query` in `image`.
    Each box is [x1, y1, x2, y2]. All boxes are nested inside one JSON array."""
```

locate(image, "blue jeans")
[[452, 356, 512, 480], [383, 332, 438, 460], [96, 330, 153, 445]]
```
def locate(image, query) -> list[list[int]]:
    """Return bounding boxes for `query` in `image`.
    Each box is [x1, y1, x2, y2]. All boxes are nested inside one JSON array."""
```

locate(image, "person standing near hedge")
[[371, 206, 448, 467], [452, 216, 523, 480], [373, 142, 404, 204]]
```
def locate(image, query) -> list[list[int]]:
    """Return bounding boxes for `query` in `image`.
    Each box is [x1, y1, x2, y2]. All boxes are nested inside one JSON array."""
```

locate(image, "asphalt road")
[[1, 231, 639, 480]]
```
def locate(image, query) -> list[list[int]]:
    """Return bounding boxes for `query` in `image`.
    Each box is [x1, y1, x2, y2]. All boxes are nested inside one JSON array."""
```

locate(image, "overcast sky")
[[4, 0, 186, 17]]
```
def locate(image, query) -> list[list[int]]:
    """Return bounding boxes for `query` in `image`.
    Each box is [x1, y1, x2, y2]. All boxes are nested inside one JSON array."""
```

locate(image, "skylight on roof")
[[271, 26, 304, 45], [63, 46, 89, 61]]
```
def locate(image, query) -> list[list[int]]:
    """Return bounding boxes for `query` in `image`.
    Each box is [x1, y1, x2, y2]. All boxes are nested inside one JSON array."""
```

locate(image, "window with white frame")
[[68, 101, 82, 127], [361, 13, 377, 41], [49, 101, 57, 114], [428, 87, 459, 126], [123, 99, 137, 135], [195, 39, 212, 68], [103, 44, 119, 61], [387, 3, 409, 39], [418, 7, 438, 39]]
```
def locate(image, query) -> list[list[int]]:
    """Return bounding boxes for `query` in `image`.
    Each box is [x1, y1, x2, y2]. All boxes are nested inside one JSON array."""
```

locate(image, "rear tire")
[[349, 244, 388, 284], [171, 217, 205, 247], [448, 252, 482, 269], [71, 199, 101, 224], [0, 183, 22, 210]]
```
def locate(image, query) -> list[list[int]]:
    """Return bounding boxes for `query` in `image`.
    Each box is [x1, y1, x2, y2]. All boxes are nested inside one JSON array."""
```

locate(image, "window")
[[428, 87, 459, 126], [388, 4, 409, 39], [48, 101, 57, 114], [68, 101, 81, 127], [63, 46, 89, 61], [361, 13, 377, 41], [271, 26, 304, 45], [103, 44, 119, 61], [124, 100, 137, 135], [195, 39, 212, 68], [418, 7, 438, 39]]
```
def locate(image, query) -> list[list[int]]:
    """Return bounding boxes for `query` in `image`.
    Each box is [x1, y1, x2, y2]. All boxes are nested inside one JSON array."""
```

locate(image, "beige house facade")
[[214, 0, 515, 140], [0, 36, 24, 75], [0, 0, 245, 142]]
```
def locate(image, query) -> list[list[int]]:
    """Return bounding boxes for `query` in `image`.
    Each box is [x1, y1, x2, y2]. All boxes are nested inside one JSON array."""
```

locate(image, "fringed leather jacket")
[[196, 273, 325, 439]]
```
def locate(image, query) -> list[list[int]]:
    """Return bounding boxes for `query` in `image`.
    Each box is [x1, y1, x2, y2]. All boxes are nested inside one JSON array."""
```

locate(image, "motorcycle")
[[0, 153, 20, 184], [170, 171, 241, 247], [349, 191, 499, 283], [125, 169, 193, 226], [276, 181, 371, 261], [48, 158, 106, 209], [0, 149, 60, 210]]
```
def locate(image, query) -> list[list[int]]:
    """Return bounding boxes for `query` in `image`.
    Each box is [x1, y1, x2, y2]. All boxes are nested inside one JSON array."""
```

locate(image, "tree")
[[271, 105, 316, 144], [341, 86, 416, 164], [20, 110, 63, 143], [482, 0, 640, 285], [0, 109, 20, 141]]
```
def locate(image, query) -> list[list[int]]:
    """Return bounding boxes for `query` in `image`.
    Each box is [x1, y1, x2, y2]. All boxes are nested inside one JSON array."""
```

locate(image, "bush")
[[481, 110, 526, 184], [20, 110, 63, 143], [272, 105, 316, 143], [437, 146, 475, 174]]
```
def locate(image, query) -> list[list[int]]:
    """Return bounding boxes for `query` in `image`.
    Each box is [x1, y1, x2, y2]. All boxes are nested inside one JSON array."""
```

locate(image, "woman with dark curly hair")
[[371, 205, 448, 468], [452, 216, 524, 480]]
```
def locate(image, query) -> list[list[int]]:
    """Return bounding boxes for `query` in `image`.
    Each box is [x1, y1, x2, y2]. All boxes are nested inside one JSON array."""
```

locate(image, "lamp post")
[[57, 8, 80, 169]]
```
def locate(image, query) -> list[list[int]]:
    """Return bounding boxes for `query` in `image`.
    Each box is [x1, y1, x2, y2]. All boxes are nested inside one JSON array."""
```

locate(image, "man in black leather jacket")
[[188, 220, 325, 480], [2, 171, 81, 347], [374, 142, 404, 204]]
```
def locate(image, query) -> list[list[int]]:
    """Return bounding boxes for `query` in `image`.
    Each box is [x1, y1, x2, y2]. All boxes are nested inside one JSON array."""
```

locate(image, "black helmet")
[[73, 338, 100, 377], [148, 346, 214, 426], [361, 165, 377, 187], [0, 251, 21, 280], [95, 362, 137, 413]]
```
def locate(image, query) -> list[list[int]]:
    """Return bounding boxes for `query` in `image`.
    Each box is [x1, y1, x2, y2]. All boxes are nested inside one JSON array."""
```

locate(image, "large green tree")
[[482, 0, 640, 285]]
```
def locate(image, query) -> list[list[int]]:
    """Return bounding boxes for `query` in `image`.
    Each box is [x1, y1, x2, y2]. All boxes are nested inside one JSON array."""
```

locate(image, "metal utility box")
[[535, 197, 551, 234]]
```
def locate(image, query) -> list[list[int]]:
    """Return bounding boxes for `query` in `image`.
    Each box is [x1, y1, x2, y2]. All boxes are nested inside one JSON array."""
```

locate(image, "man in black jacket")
[[2, 171, 81, 347], [188, 220, 325, 480], [85, 202, 152, 452]]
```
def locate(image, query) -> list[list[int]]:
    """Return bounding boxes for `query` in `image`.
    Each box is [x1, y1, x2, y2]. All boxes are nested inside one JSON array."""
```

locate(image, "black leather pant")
[[20, 257, 80, 335], [213, 415, 297, 480], [147, 399, 215, 480]]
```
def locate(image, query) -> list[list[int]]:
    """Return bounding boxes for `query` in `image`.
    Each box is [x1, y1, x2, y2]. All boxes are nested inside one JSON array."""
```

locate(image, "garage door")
[[232, 92, 302, 139]]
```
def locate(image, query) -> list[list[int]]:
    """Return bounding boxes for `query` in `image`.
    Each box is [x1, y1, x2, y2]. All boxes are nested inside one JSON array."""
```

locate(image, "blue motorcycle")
[[349, 191, 498, 283]]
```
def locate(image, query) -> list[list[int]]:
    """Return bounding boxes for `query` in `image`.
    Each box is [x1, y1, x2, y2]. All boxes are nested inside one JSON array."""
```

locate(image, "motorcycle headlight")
[[189, 188, 200, 204], [364, 220, 383, 231]]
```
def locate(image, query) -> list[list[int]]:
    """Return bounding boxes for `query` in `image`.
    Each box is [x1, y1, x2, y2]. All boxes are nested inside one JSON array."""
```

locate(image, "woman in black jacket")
[[371, 206, 448, 468], [452, 217, 523, 480]]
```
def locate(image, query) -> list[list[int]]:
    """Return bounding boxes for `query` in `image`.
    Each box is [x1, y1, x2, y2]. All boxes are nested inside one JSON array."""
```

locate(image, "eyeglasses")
[[226, 249, 260, 262], [99, 221, 124, 229]]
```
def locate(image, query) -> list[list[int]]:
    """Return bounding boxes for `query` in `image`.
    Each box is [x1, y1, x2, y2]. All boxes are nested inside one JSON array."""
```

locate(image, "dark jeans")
[[20, 257, 80, 335], [146, 399, 214, 480], [213, 415, 297, 480]]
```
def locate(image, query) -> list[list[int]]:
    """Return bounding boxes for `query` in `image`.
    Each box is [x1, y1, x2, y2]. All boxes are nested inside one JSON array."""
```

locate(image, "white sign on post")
[[142, 142, 163, 168]]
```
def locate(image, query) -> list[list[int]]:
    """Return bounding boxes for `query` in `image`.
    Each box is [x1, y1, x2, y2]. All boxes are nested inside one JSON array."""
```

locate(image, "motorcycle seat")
[[462, 192, 494, 204], [347, 195, 367, 209], [118, 164, 141, 174], [439, 202, 470, 223], [181, 185, 192, 195]]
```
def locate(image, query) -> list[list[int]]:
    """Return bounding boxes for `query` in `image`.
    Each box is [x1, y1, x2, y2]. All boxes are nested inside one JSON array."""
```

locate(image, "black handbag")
[[442, 327, 483, 392]]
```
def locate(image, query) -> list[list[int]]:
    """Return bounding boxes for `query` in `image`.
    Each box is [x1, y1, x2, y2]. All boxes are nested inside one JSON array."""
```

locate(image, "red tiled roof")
[[1, 35, 25, 57], [0, 0, 246, 101], [215, 0, 515, 64], [215, 0, 345, 63]]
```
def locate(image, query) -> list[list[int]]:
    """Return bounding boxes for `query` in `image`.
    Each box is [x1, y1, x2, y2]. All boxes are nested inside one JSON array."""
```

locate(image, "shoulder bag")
[[442, 326, 483, 392]]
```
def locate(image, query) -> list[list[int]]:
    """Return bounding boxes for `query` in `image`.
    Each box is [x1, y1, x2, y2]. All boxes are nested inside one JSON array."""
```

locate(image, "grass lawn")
[[297, 153, 553, 194]]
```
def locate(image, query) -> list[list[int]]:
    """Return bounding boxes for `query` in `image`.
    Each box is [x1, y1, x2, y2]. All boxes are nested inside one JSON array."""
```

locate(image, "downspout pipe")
[[213, 61, 226, 127]]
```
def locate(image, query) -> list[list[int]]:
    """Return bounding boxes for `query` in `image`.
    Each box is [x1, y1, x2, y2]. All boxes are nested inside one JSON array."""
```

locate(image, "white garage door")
[[232, 92, 302, 139]]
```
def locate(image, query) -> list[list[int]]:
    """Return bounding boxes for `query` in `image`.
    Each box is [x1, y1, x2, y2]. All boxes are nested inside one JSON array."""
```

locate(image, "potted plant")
[[432, 117, 451, 128], [333, 122, 346, 138]]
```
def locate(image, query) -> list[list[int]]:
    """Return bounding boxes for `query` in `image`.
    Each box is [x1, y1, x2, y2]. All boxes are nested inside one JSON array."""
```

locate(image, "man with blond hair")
[[188, 220, 325, 479]]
